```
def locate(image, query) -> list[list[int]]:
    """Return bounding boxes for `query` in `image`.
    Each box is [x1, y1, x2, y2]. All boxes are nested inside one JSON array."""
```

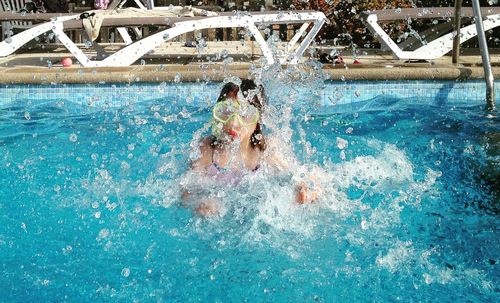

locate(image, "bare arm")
[[264, 137, 320, 204], [181, 137, 212, 202], [189, 137, 214, 172], [181, 138, 221, 217], [263, 136, 291, 173]]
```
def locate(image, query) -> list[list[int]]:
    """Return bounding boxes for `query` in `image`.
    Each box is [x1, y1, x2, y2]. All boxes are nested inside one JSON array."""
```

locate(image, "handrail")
[[452, 0, 462, 64], [472, 0, 495, 111]]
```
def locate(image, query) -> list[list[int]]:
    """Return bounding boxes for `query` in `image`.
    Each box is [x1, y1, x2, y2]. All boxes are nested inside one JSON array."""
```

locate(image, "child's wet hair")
[[240, 79, 267, 150], [217, 82, 240, 102], [240, 79, 266, 111]]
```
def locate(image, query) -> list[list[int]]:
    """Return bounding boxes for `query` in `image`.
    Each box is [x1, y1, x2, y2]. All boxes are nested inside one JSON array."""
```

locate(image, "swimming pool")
[[0, 77, 498, 301]]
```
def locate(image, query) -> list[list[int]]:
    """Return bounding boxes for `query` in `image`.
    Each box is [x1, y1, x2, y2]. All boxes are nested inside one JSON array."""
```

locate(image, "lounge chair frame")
[[0, 10, 326, 67], [364, 7, 500, 60]]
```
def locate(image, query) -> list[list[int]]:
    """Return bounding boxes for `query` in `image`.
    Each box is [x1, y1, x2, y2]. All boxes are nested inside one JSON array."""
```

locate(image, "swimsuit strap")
[[211, 146, 215, 165], [211, 146, 219, 170], [211, 147, 226, 172]]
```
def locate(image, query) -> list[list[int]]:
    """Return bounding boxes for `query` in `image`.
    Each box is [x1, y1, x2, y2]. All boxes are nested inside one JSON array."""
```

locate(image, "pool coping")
[[1, 63, 500, 84], [1, 49, 500, 85]]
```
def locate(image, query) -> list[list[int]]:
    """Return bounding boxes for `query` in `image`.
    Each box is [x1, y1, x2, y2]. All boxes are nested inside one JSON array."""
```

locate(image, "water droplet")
[[97, 228, 109, 240], [336, 137, 348, 149], [69, 133, 78, 142], [423, 273, 433, 284], [63, 245, 73, 254], [339, 150, 346, 160], [361, 218, 368, 230], [174, 73, 182, 83], [121, 268, 130, 277], [117, 123, 125, 134]]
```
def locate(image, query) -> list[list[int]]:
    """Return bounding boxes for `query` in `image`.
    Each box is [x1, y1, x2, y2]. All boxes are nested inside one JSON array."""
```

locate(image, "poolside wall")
[[1, 80, 498, 109]]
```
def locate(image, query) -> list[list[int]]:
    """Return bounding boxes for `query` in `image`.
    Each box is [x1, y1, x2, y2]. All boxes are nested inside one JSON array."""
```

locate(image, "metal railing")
[[471, 0, 495, 111]]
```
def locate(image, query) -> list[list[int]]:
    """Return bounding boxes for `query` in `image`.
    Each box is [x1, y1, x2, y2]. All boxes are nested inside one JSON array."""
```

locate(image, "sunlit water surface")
[[0, 82, 498, 302]]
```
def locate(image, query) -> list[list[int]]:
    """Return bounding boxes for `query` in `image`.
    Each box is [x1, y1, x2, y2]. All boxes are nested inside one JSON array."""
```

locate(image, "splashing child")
[[182, 80, 319, 217]]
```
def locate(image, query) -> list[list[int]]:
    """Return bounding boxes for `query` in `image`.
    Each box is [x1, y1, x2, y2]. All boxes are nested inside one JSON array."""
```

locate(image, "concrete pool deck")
[[1, 46, 499, 84]]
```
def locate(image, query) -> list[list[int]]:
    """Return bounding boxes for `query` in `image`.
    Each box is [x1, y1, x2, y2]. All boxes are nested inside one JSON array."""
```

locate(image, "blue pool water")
[[0, 79, 498, 301]]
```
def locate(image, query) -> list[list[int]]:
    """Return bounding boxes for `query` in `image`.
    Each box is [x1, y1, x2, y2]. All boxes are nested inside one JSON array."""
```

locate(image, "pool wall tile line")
[[0, 80, 498, 108]]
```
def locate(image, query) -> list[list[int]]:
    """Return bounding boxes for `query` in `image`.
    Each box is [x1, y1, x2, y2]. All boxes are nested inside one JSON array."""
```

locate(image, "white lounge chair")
[[363, 7, 500, 60], [106, 0, 154, 44], [0, 8, 326, 67]]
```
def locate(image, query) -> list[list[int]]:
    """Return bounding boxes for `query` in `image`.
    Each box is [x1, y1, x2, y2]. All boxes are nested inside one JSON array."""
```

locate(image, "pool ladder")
[[453, 0, 496, 111]]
